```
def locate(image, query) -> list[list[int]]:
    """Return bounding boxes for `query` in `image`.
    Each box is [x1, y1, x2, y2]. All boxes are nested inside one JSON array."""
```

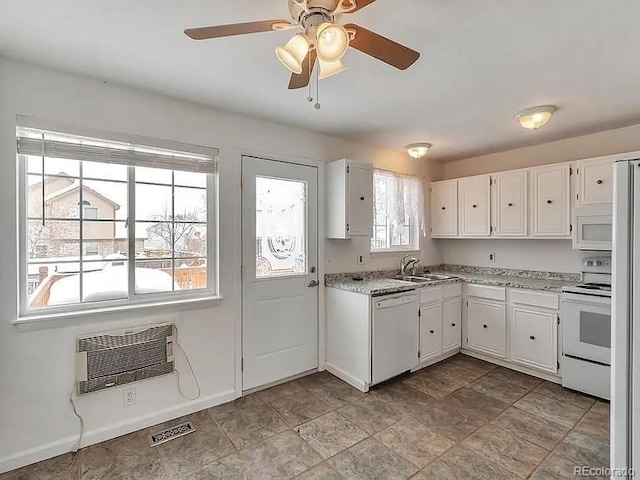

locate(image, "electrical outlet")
[[123, 388, 136, 407], [356, 253, 365, 265], [488, 253, 496, 263]]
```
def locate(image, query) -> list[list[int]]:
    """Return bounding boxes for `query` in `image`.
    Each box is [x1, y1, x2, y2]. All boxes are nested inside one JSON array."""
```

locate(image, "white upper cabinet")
[[531, 164, 571, 237], [576, 157, 614, 207], [493, 170, 528, 237], [430, 180, 458, 237], [326, 159, 373, 239], [458, 175, 491, 236]]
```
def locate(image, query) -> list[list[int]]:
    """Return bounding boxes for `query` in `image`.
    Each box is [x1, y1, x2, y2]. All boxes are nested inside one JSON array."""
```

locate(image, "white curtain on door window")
[[373, 169, 426, 236]]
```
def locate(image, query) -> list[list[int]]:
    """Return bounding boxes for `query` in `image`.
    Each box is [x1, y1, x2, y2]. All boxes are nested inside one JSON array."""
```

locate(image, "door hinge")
[[576, 168, 579, 175], [569, 167, 573, 175], [570, 224, 573, 233], [418, 309, 421, 318], [241, 265, 244, 280], [418, 350, 421, 358], [241, 358, 244, 371], [346, 165, 350, 174], [557, 314, 560, 325], [240, 173, 244, 188], [346, 223, 350, 232], [557, 361, 560, 370]]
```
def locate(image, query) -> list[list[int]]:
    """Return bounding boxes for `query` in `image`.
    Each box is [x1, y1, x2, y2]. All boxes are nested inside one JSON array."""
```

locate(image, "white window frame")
[[371, 169, 423, 254], [83, 205, 99, 220], [16, 119, 219, 320]]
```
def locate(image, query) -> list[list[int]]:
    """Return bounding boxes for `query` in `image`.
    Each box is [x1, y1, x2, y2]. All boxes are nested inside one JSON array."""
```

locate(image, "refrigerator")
[[612, 157, 640, 475]]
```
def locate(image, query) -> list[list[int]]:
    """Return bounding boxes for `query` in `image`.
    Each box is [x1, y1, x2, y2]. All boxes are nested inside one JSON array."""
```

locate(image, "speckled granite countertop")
[[325, 265, 579, 296]]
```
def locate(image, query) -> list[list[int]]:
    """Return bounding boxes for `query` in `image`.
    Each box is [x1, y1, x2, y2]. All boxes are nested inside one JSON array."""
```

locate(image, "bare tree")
[[146, 206, 200, 255]]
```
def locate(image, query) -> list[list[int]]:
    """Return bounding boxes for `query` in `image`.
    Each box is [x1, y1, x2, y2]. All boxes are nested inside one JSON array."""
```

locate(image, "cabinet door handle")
[[472, 204, 478, 208], [529, 335, 536, 340], [441, 206, 446, 210], [360, 196, 365, 201], [597, 179, 603, 185], [451, 323, 456, 327], [508, 203, 513, 207], [483, 324, 488, 329], [547, 200, 553, 205], [430, 330, 435, 334]]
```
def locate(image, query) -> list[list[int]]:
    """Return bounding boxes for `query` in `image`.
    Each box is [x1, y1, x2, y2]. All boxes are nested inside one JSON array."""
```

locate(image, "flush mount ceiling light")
[[515, 105, 557, 130], [406, 143, 432, 159]]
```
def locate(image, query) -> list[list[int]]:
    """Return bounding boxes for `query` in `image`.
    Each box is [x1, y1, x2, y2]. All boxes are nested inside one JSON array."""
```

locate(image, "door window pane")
[[255, 177, 306, 278]]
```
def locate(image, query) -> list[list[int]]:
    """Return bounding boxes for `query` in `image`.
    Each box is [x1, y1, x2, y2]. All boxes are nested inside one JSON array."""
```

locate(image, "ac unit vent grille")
[[76, 324, 174, 395]]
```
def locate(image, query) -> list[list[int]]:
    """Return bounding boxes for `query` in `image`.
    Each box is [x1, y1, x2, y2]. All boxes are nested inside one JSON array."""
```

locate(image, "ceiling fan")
[[184, 0, 420, 90]]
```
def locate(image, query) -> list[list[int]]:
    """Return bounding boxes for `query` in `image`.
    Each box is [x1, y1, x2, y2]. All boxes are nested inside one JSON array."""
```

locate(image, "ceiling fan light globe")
[[319, 59, 347, 79], [316, 23, 350, 62], [275, 34, 310, 74]]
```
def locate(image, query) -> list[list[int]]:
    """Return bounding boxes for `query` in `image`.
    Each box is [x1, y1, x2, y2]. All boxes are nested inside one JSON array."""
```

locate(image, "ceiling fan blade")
[[344, 0, 377, 13], [185, 20, 290, 40], [288, 49, 318, 90], [344, 23, 420, 70]]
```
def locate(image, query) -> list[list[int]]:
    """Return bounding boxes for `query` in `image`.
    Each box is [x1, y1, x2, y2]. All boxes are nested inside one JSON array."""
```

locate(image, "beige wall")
[[442, 123, 640, 179]]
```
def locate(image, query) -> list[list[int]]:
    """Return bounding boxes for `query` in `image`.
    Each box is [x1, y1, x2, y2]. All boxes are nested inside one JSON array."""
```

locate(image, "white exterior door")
[[242, 156, 318, 390]]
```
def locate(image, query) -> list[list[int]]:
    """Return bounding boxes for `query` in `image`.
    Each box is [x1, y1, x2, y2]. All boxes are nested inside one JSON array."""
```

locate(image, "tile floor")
[[1, 354, 610, 479]]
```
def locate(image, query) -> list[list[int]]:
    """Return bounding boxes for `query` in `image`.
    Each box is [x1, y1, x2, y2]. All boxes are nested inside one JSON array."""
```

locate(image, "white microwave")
[[573, 214, 612, 251]]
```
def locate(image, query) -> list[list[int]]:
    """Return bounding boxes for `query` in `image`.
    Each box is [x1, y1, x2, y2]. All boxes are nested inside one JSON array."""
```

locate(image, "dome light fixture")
[[406, 143, 432, 159], [275, 34, 310, 74], [515, 105, 557, 130], [316, 23, 350, 63]]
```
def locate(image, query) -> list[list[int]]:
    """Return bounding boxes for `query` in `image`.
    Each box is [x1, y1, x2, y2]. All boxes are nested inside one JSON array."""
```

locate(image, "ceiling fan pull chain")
[[307, 52, 314, 103], [314, 65, 321, 110]]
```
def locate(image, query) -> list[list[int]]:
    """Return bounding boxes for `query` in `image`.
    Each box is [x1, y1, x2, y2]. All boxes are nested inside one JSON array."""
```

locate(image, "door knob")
[[308, 280, 319, 288], [597, 180, 603, 185]]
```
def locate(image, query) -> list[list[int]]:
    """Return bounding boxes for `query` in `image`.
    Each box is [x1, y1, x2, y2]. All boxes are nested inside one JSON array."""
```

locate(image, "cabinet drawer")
[[466, 284, 506, 301], [509, 306, 557, 373], [442, 283, 462, 298], [466, 297, 506, 358], [510, 289, 559, 310], [420, 286, 443, 304]]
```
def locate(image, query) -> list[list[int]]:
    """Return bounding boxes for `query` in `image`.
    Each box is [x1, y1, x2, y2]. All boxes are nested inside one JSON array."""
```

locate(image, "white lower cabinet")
[[443, 297, 462, 352], [464, 287, 559, 377], [418, 284, 463, 364], [509, 305, 558, 374], [467, 297, 507, 358], [420, 301, 443, 362]]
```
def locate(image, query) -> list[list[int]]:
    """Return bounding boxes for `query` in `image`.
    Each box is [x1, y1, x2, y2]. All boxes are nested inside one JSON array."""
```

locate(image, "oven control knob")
[[586, 261, 594, 266], [595, 260, 602, 266]]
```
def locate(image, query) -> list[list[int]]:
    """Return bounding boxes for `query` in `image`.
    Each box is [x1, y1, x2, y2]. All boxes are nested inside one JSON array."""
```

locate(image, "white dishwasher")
[[372, 291, 418, 385]]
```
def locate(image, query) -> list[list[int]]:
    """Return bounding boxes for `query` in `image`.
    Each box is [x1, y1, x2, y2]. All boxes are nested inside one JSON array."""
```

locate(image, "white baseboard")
[[324, 363, 369, 392], [460, 349, 562, 384], [0, 389, 237, 475]]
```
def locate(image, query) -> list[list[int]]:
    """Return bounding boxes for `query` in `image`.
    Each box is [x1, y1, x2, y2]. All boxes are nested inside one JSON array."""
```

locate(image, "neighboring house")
[[28, 174, 145, 258]]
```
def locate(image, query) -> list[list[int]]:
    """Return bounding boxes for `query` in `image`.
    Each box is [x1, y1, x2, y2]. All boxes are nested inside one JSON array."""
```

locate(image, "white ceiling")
[[2, 0, 640, 162]]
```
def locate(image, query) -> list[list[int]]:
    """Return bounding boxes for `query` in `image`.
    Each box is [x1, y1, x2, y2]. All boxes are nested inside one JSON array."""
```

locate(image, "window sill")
[[370, 248, 421, 257], [13, 295, 223, 330]]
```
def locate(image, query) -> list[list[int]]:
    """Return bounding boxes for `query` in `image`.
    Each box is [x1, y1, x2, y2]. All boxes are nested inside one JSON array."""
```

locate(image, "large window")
[[18, 126, 218, 316], [371, 169, 425, 252]]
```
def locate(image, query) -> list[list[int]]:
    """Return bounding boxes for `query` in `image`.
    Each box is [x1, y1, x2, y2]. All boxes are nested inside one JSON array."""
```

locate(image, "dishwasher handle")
[[375, 295, 416, 309]]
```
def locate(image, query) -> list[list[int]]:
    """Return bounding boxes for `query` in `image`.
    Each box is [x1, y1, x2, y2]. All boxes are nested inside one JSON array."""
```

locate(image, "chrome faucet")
[[400, 255, 420, 276]]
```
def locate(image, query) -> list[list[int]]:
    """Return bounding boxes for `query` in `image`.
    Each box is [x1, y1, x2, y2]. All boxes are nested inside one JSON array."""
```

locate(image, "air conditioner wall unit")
[[75, 323, 175, 395]]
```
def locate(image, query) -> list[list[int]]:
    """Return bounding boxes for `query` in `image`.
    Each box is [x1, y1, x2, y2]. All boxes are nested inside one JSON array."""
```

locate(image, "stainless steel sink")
[[422, 274, 459, 281]]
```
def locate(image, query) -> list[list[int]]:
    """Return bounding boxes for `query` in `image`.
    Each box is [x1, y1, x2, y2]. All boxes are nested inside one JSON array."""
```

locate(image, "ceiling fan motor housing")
[[289, 0, 344, 27]]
